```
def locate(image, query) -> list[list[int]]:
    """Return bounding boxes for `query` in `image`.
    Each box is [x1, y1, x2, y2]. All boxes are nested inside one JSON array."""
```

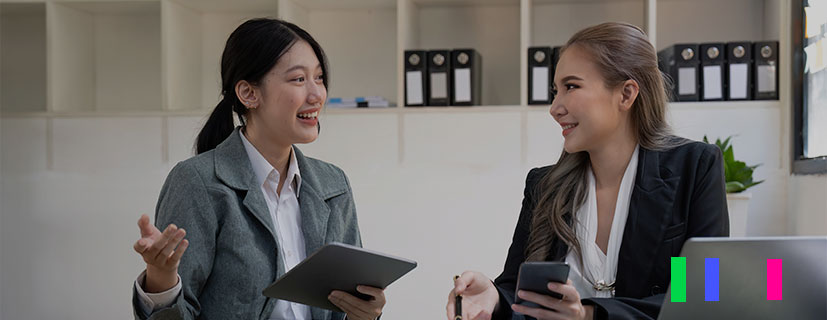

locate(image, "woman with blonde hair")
[[446, 22, 728, 320]]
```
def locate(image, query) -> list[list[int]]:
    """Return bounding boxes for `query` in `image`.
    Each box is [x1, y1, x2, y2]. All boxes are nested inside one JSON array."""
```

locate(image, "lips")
[[560, 122, 578, 137], [296, 108, 320, 126]]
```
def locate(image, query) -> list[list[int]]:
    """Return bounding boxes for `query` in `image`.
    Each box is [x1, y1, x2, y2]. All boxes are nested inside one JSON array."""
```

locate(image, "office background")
[[1, 0, 825, 319]]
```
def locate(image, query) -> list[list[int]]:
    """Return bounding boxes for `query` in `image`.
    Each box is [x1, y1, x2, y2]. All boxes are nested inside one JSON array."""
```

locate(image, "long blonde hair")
[[525, 22, 681, 262]]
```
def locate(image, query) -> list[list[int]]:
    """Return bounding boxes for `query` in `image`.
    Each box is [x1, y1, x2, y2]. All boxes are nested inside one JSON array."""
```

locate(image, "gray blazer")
[[133, 128, 361, 320]]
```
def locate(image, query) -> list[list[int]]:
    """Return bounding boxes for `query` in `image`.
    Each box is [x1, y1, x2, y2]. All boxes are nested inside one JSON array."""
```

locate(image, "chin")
[[296, 133, 318, 144], [563, 139, 584, 154]]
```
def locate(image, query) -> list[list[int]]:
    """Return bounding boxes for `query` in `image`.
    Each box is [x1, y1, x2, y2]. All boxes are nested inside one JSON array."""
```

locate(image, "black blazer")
[[493, 139, 729, 320]]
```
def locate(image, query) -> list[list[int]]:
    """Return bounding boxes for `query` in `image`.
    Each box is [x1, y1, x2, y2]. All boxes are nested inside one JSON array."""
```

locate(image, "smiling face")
[[550, 44, 632, 154], [243, 40, 326, 148]]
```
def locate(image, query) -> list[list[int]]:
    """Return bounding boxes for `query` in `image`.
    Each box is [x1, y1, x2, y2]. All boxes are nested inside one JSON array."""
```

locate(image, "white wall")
[[0, 101, 800, 319], [788, 174, 827, 235]]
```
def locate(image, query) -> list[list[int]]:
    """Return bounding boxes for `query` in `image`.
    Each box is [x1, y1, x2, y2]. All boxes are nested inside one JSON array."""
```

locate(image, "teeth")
[[297, 111, 319, 119], [562, 124, 577, 130]]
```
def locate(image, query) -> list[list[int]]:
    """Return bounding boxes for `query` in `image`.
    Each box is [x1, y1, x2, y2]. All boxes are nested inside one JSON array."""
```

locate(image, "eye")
[[291, 77, 305, 83], [565, 83, 579, 90], [314, 74, 324, 82]]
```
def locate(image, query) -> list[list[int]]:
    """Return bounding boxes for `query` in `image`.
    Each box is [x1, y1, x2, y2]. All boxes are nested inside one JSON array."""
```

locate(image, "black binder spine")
[[753, 41, 779, 100], [528, 46, 552, 105], [450, 49, 482, 106], [404, 50, 428, 107], [725, 42, 753, 101], [426, 50, 451, 106], [658, 44, 700, 102], [700, 43, 726, 101]]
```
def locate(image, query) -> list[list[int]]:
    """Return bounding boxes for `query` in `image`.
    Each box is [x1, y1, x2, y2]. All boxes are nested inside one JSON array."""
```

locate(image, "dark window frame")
[[792, 0, 827, 174]]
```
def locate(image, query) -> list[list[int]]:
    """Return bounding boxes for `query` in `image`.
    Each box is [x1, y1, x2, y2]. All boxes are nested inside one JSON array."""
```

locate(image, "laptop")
[[658, 237, 827, 320]]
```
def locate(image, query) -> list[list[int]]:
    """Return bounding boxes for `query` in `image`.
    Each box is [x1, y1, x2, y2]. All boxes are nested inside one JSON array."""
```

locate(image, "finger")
[[332, 291, 374, 317], [160, 229, 186, 260], [548, 281, 580, 302], [328, 298, 351, 317], [445, 294, 455, 320], [137, 214, 157, 238], [330, 291, 371, 320], [169, 239, 189, 263], [148, 224, 178, 262], [356, 285, 385, 303], [517, 290, 561, 311], [454, 271, 476, 295], [511, 303, 563, 320], [133, 238, 152, 254]]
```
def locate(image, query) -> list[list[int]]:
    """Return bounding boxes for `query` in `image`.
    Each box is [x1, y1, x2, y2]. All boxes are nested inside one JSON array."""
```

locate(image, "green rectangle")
[[671, 257, 686, 302]]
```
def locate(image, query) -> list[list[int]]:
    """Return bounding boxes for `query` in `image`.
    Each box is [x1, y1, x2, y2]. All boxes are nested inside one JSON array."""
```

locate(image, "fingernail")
[[517, 290, 525, 298]]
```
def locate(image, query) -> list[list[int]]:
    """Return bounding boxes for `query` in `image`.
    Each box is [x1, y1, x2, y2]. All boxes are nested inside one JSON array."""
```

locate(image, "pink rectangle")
[[767, 259, 783, 300]]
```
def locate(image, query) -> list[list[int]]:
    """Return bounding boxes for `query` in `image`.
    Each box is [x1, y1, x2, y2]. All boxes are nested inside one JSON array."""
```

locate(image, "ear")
[[618, 79, 639, 112], [235, 80, 260, 109]]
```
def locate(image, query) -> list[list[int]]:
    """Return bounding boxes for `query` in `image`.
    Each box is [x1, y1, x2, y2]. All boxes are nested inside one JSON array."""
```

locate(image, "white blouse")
[[565, 145, 640, 299]]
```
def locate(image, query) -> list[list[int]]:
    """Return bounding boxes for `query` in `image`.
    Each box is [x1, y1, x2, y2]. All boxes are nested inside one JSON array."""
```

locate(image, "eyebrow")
[[285, 64, 322, 74]]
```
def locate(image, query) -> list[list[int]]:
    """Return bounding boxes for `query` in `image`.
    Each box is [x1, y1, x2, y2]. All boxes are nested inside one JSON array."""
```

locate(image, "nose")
[[549, 97, 565, 120], [306, 80, 325, 105]]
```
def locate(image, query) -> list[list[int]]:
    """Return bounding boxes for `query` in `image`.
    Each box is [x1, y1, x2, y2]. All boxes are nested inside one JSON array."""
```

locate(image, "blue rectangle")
[[705, 258, 719, 301]]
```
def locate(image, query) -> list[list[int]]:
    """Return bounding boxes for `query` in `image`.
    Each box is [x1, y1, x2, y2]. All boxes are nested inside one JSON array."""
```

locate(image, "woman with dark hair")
[[445, 22, 729, 320], [131, 18, 384, 320]]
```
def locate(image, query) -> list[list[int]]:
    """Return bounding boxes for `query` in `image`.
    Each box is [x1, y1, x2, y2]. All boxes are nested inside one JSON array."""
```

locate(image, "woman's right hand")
[[133, 214, 189, 293], [446, 271, 500, 320]]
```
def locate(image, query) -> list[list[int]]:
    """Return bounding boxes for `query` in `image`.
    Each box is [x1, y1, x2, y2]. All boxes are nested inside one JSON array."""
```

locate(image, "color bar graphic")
[[705, 258, 719, 301], [671, 257, 686, 302], [767, 259, 783, 300]]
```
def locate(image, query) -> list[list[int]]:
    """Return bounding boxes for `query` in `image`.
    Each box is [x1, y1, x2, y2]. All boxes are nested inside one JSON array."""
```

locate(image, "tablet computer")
[[262, 242, 417, 312]]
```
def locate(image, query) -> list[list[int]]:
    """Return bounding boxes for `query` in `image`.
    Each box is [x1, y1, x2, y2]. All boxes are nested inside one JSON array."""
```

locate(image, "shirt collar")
[[239, 130, 302, 194]]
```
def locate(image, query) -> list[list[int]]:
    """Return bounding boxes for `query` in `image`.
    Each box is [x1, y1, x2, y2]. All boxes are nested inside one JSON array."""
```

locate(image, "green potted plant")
[[704, 135, 764, 237]]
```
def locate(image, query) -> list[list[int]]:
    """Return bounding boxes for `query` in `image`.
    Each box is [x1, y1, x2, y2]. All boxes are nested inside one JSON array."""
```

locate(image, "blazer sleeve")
[[583, 145, 730, 320], [491, 168, 545, 320], [133, 161, 219, 320]]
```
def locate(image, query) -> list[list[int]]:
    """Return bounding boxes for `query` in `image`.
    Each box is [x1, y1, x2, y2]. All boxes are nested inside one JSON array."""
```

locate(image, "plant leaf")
[[726, 181, 746, 193]]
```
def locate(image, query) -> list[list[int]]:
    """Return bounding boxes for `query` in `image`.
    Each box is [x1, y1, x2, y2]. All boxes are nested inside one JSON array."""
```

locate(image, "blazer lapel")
[[615, 147, 680, 298], [294, 148, 331, 258], [298, 182, 331, 257], [213, 128, 280, 248]]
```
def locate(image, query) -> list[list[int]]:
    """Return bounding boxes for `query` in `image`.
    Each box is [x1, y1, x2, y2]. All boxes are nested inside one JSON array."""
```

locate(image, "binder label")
[[431, 72, 448, 99], [729, 63, 748, 99], [678, 67, 696, 95], [406, 71, 424, 105], [454, 68, 472, 103], [532, 67, 549, 102], [757, 65, 777, 93], [703, 65, 723, 99]]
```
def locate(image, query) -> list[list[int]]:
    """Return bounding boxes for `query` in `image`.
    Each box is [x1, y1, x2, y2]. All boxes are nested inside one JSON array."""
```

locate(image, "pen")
[[454, 275, 462, 320]]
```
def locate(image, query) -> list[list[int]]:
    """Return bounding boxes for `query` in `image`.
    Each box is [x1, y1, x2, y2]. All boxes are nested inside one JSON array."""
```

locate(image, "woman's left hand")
[[510, 279, 594, 320], [328, 285, 386, 320]]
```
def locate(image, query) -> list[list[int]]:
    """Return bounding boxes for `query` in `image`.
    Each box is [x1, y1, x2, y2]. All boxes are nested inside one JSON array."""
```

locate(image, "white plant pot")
[[726, 192, 752, 237]]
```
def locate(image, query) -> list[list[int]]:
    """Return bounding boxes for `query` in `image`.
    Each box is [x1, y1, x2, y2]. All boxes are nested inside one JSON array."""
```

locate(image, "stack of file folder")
[[658, 41, 779, 102], [404, 49, 482, 107], [326, 97, 391, 108]]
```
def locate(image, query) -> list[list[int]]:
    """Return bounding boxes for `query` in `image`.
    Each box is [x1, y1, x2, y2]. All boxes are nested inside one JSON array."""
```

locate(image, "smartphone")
[[514, 261, 570, 309]]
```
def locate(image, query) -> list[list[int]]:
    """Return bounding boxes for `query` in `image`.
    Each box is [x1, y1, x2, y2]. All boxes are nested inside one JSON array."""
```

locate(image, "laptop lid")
[[658, 237, 827, 320]]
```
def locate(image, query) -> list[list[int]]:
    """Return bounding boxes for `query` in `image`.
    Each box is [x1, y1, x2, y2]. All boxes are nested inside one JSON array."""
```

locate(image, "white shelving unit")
[[1, 2, 47, 113], [47, 1, 161, 112], [0, 0, 787, 114]]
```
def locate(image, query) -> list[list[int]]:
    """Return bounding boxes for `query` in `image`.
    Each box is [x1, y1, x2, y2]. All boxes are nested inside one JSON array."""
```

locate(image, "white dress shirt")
[[135, 131, 310, 320], [565, 145, 639, 299]]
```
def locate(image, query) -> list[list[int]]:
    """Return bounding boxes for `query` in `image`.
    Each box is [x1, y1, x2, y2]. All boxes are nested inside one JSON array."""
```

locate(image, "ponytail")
[[196, 97, 237, 154]]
